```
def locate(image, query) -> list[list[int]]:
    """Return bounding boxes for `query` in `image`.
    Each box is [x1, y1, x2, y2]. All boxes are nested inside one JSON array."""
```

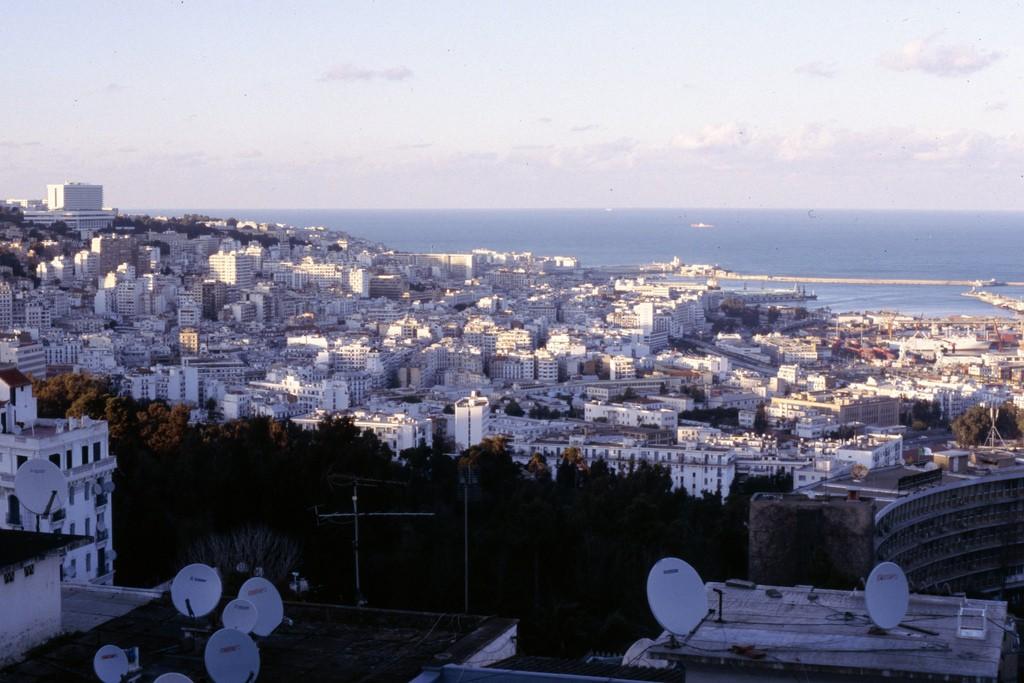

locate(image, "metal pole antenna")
[[463, 465, 469, 614], [352, 482, 364, 606]]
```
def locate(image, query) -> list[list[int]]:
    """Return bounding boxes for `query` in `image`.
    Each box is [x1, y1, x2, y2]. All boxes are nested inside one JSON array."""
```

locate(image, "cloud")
[[236, 149, 263, 159], [536, 117, 553, 124], [985, 100, 1009, 112], [672, 122, 751, 151], [570, 124, 599, 133], [0, 140, 40, 148], [394, 143, 432, 150], [795, 61, 838, 79], [881, 35, 1002, 77], [318, 64, 413, 82], [102, 82, 130, 93]]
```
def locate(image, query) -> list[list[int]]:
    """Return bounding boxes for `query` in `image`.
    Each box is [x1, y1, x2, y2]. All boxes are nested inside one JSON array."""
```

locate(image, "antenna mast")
[[985, 404, 1006, 449], [315, 475, 433, 607]]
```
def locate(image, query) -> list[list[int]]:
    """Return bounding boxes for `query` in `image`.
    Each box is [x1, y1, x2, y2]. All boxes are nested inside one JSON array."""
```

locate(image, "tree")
[[952, 403, 1020, 446], [505, 399, 525, 417], [185, 524, 301, 586], [753, 403, 768, 434]]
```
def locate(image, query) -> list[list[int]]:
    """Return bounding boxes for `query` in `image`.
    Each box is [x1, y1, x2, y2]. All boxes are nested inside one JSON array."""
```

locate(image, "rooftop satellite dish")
[[646, 557, 707, 636], [204, 628, 260, 683], [238, 577, 283, 636], [92, 644, 130, 683], [222, 598, 259, 634], [15, 459, 68, 515], [171, 563, 223, 618], [154, 673, 194, 683], [865, 561, 909, 630], [621, 637, 669, 669]]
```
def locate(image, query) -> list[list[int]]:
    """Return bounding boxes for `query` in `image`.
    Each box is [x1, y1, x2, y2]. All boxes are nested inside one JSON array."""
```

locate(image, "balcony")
[[94, 493, 108, 508], [51, 508, 66, 522], [96, 528, 109, 542]]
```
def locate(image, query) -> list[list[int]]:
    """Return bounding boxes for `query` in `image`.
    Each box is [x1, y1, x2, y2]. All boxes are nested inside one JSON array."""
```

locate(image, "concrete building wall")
[[748, 494, 875, 587], [0, 554, 62, 666]]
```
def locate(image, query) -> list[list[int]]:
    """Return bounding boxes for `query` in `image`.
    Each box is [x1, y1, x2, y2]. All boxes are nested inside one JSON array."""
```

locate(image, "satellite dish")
[[646, 557, 707, 636], [239, 577, 284, 636], [103, 480, 116, 493], [865, 561, 909, 629], [222, 598, 259, 634], [154, 674, 194, 683], [171, 563, 223, 618], [621, 637, 669, 669], [204, 628, 260, 683], [93, 644, 129, 683], [14, 459, 68, 514], [92, 481, 104, 496]]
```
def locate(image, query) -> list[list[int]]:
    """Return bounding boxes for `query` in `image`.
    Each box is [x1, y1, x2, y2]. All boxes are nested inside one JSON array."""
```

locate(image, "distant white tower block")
[[454, 391, 489, 451], [46, 182, 103, 210]]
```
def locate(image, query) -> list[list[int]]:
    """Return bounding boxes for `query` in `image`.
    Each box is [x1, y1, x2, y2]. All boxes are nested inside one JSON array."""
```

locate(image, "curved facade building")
[[874, 467, 1024, 600]]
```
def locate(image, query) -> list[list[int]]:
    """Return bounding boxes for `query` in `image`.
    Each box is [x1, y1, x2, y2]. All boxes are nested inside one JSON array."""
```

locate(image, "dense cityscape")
[[4, 2, 1024, 680], [0, 182, 1020, 680]]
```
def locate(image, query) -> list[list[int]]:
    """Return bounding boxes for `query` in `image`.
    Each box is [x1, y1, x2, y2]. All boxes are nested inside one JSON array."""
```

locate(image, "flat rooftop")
[[0, 593, 515, 682], [649, 581, 1011, 681]]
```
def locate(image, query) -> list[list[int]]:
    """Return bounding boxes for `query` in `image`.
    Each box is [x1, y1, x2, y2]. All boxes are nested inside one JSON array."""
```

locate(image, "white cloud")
[[881, 35, 1002, 77], [795, 61, 838, 79], [672, 123, 751, 151], [318, 64, 413, 82]]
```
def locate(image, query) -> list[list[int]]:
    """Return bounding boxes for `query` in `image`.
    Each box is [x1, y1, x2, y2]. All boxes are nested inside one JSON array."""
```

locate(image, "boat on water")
[[690, 222, 714, 229]]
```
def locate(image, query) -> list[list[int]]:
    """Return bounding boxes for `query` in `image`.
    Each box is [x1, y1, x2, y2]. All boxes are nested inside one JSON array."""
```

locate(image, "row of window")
[[2, 564, 33, 584], [16, 441, 104, 473]]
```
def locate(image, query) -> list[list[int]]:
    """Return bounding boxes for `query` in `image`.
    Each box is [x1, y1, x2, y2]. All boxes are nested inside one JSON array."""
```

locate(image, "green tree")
[[505, 399, 525, 417]]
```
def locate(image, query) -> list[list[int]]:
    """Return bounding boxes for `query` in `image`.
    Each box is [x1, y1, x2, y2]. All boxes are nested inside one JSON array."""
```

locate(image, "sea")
[[138, 208, 1024, 317]]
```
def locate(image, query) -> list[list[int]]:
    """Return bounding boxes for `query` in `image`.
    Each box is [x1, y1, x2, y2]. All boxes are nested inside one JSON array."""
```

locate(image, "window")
[[69, 484, 75, 505], [70, 522, 76, 535], [86, 553, 92, 573], [85, 518, 91, 536], [17, 455, 27, 469], [23, 564, 34, 577], [85, 481, 91, 500], [92, 442, 101, 462], [65, 450, 73, 469], [81, 446, 88, 466], [3, 571, 13, 584]]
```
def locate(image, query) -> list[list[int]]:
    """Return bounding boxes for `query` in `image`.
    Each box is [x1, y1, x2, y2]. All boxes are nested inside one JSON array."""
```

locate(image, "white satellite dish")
[[171, 563, 223, 618], [93, 644, 130, 683], [621, 637, 669, 669], [154, 674, 194, 683], [14, 459, 68, 514], [865, 561, 909, 630], [204, 628, 260, 683], [222, 598, 259, 634], [238, 577, 284, 636], [646, 557, 707, 636]]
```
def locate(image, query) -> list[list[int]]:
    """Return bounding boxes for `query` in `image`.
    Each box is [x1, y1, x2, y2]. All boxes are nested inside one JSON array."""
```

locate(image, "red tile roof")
[[0, 367, 32, 388]]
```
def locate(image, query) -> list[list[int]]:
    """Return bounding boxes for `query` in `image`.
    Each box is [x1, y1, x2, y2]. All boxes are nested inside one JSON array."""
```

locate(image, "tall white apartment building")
[[46, 183, 103, 210], [454, 391, 489, 450], [209, 250, 255, 289], [0, 369, 116, 584], [0, 334, 46, 378]]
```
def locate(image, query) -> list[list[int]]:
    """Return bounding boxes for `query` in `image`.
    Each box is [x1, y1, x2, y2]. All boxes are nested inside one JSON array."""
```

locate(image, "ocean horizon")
[[134, 208, 1024, 317]]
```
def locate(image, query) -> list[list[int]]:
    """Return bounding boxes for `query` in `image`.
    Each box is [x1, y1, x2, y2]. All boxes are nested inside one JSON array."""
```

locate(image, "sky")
[[2, 1, 1023, 210]]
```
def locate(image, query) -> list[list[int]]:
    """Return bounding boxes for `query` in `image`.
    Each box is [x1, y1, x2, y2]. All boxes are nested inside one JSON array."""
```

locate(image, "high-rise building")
[[46, 183, 103, 211], [208, 251, 255, 289], [454, 391, 489, 450], [90, 235, 138, 277]]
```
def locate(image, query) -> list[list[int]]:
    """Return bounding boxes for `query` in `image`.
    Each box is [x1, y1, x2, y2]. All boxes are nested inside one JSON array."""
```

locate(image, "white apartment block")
[[209, 251, 256, 289], [584, 400, 678, 429], [454, 391, 489, 450], [519, 437, 736, 499], [0, 369, 116, 585]]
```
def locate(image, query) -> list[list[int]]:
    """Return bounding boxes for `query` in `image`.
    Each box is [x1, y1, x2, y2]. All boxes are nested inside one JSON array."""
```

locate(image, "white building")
[[0, 530, 85, 666], [454, 391, 489, 451], [0, 369, 116, 585], [584, 400, 678, 429], [46, 182, 102, 210], [209, 250, 256, 289]]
